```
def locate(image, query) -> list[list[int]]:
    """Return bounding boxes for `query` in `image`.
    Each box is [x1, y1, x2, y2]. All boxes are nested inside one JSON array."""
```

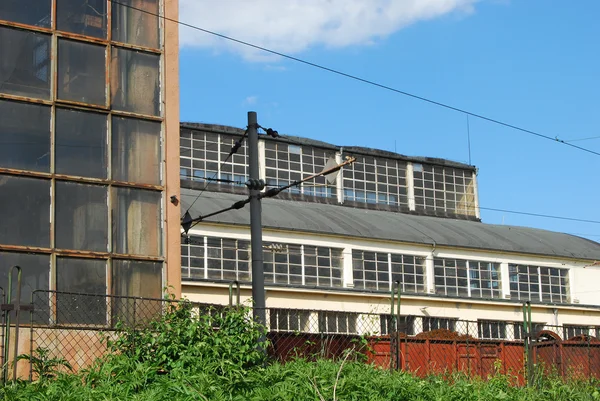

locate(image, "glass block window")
[[422, 317, 457, 332], [413, 164, 476, 217], [478, 320, 507, 340], [304, 246, 343, 288], [352, 250, 426, 293], [342, 154, 408, 207], [264, 141, 335, 198], [434, 258, 501, 299], [264, 243, 303, 286], [318, 311, 358, 334], [180, 130, 247, 186], [269, 308, 310, 332], [509, 264, 569, 303]]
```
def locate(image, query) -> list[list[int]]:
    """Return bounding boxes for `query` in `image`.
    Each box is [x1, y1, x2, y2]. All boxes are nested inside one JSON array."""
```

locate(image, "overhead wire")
[[112, 0, 600, 158]]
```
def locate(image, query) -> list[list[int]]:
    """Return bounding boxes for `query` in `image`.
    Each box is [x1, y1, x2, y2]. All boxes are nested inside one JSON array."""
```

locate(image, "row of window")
[[181, 236, 571, 303], [179, 130, 478, 218], [1, 175, 162, 255], [1, 0, 160, 49], [0, 251, 162, 325], [0, 100, 161, 184], [268, 310, 595, 340]]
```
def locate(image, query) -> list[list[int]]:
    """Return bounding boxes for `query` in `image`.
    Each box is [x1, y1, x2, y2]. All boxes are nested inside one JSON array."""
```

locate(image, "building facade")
[[0, 0, 181, 313], [180, 123, 600, 340]]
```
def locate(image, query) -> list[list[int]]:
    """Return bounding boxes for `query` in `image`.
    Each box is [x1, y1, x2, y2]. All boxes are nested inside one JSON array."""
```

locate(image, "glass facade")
[[0, 0, 165, 311]]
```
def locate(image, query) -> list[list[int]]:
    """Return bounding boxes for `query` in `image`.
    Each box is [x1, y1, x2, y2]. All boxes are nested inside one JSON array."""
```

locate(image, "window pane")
[[112, 187, 161, 256], [58, 39, 106, 105], [112, 259, 162, 326], [0, 175, 50, 247], [111, 48, 160, 116], [55, 181, 108, 252], [0, 27, 51, 99], [0, 251, 49, 323], [111, 116, 161, 185], [55, 108, 107, 178], [56, 257, 106, 324], [0, 0, 51, 27], [0, 100, 50, 172], [56, 0, 107, 38], [112, 0, 159, 49]]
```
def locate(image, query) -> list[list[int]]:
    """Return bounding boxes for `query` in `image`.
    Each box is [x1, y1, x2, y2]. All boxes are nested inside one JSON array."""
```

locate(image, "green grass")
[[2, 301, 599, 400]]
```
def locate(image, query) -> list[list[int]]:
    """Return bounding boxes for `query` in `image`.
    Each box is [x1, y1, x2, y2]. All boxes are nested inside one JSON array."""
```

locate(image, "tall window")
[[413, 164, 477, 217], [0, 1, 165, 315], [342, 154, 409, 207], [509, 264, 569, 303]]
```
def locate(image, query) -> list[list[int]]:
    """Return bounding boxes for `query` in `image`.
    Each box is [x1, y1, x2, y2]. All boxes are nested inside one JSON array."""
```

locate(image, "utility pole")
[[247, 111, 266, 327]]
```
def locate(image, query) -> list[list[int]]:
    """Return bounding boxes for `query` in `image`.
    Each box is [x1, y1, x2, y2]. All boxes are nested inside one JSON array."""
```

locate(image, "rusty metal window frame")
[[0, 1, 167, 306]]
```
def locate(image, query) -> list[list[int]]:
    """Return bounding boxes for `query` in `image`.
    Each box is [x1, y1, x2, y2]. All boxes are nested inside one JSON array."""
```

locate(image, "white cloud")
[[179, 0, 478, 61], [244, 95, 258, 105]]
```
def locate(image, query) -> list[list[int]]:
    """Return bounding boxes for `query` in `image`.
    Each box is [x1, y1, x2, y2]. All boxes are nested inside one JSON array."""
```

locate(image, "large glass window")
[[478, 320, 507, 340], [509, 264, 569, 303], [112, 116, 161, 185], [264, 141, 336, 198], [343, 154, 408, 207], [57, 39, 106, 105], [304, 246, 343, 288], [56, 0, 107, 38], [0, 175, 50, 248], [205, 237, 250, 282], [112, 0, 160, 49], [413, 164, 476, 217], [0, 0, 51, 27], [56, 257, 106, 325], [434, 258, 469, 297], [111, 47, 160, 116], [269, 309, 310, 332], [112, 188, 162, 256], [0, 26, 51, 99], [434, 258, 501, 299], [55, 108, 108, 178], [352, 250, 389, 291], [0, 99, 50, 172], [55, 181, 108, 252], [318, 311, 358, 334]]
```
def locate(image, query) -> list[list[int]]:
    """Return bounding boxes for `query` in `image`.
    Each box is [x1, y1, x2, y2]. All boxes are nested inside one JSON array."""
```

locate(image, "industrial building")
[[180, 122, 600, 340]]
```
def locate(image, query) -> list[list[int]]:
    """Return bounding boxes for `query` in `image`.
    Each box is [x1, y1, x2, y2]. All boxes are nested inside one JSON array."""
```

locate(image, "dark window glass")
[[111, 259, 162, 326], [112, 187, 161, 256], [112, 0, 159, 49], [58, 39, 106, 105], [111, 116, 161, 185], [56, 0, 107, 38], [55, 108, 107, 178], [0, 252, 49, 323], [0, 27, 50, 99], [56, 257, 106, 325], [55, 182, 108, 252], [0, 0, 51, 27], [111, 48, 160, 116], [0, 175, 50, 247], [0, 100, 50, 172]]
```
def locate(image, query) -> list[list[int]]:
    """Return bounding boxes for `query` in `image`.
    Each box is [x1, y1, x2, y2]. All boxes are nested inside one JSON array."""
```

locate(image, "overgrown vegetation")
[[2, 301, 599, 400]]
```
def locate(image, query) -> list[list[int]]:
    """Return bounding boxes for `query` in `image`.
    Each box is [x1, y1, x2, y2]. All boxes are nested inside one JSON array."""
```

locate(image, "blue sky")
[[178, 0, 599, 243]]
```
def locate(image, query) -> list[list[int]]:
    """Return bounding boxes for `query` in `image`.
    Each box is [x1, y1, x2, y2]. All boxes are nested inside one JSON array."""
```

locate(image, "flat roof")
[[181, 189, 600, 261]]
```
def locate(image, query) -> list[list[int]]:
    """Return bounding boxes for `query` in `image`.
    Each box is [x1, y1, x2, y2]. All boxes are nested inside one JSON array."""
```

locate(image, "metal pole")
[[248, 111, 266, 328]]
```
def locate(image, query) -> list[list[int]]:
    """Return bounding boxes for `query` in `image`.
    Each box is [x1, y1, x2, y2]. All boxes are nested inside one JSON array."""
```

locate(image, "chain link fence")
[[1, 290, 599, 384]]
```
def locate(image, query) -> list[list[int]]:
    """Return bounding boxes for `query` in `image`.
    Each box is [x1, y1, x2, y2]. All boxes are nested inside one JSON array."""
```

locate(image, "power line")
[[565, 135, 600, 143], [480, 207, 600, 225], [113, 0, 600, 158]]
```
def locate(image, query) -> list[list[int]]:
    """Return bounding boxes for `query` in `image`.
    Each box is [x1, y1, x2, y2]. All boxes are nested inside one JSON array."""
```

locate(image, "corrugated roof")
[[181, 189, 600, 261]]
